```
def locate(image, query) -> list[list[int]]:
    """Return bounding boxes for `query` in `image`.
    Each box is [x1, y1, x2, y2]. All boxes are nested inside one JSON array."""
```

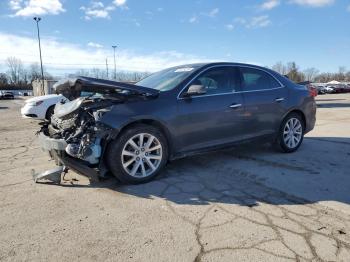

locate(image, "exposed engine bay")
[[41, 97, 115, 165]]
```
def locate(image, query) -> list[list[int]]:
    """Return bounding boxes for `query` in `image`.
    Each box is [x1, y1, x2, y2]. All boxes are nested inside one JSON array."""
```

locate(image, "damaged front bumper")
[[38, 132, 67, 151], [33, 132, 100, 183]]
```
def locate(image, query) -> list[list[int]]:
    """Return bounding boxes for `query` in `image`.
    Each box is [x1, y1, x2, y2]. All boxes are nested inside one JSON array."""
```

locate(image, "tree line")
[[271, 62, 350, 83], [0, 56, 150, 89], [1, 56, 349, 90], [0, 57, 53, 90]]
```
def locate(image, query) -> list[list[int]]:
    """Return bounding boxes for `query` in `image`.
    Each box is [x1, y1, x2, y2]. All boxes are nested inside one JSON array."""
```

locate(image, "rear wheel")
[[106, 125, 168, 184], [276, 113, 304, 153]]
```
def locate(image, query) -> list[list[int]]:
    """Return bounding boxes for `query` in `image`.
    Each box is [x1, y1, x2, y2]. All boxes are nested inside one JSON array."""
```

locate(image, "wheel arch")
[[112, 119, 174, 158], [280, 109, 306, 130], [45, 104, 56, 120]]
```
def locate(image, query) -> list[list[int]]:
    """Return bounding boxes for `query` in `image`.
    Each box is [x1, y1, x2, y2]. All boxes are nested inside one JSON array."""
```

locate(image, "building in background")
[[32, 79, 57, 96]]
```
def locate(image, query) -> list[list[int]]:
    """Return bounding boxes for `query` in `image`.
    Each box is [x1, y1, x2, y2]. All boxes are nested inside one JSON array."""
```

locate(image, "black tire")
[[45, 105, 55, 121], [106, 124, 168, 184], [275, 112, 305, 153]]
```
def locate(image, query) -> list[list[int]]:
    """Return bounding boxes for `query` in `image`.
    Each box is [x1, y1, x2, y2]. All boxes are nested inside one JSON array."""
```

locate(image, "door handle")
[[275, 98, 285, 102], [229, 103, 242, 109]]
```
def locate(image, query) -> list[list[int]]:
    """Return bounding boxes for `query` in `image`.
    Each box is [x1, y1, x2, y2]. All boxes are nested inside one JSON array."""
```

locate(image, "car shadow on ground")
[[316, 98, 347, 102], [78, 136, 350, 208]]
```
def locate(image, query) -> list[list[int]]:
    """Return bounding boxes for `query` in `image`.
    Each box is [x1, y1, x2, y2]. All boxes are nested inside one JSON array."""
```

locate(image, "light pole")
[[112, 45, 117, 80], [105, 58, 109, 79], [33, 17, 45, 94]]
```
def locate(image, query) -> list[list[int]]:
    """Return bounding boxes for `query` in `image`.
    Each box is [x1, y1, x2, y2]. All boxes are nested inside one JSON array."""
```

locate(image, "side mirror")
[[183, 84, 206, 97]]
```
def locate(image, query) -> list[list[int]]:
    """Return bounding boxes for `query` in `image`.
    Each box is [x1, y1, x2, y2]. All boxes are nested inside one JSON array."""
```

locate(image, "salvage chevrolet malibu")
[[36, 62, 316, 184]]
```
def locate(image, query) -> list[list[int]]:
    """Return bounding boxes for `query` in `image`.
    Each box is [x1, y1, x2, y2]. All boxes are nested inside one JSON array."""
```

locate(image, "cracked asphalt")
[[1, 94, 350, 261]]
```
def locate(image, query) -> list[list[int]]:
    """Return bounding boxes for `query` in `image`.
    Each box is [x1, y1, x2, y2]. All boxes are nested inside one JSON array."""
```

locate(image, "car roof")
[[173, 62, 272, 72]]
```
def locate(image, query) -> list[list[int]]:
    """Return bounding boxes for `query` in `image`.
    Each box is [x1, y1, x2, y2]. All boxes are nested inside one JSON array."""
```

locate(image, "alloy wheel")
[[283, 118, 303, 149], [121, 133, 162, 178]]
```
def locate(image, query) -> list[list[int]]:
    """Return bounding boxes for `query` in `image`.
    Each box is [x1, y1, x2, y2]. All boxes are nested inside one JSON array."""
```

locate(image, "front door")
[[176, 66, 245, 152]]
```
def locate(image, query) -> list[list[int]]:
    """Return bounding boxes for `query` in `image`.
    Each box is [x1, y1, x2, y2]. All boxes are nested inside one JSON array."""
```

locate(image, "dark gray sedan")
[[38, 62, 316, 184]]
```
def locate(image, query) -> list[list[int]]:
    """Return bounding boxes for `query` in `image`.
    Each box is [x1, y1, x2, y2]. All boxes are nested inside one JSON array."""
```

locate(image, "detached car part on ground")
[[34, 62, 316, 184]]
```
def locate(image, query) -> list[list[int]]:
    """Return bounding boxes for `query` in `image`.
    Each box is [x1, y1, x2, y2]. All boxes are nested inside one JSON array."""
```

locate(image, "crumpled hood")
[[54, 76, 159, 100], [25, 94, 63, 104]]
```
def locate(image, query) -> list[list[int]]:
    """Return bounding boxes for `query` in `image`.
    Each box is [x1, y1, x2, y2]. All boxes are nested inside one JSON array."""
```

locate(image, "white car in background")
[[21, 94, 67, 120]]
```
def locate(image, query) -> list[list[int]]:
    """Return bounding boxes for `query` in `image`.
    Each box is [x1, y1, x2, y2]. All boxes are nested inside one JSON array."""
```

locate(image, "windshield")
[[136, 66, 200, 91]]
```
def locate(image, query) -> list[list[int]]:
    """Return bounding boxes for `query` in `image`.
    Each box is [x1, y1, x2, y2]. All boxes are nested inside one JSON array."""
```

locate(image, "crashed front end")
[[34, 76, 158, 183], [36, 98, 114, 182]]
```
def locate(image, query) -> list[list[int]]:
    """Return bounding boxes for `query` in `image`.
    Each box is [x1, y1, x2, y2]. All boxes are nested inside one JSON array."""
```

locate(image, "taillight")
[[307, 85, 317, 97]]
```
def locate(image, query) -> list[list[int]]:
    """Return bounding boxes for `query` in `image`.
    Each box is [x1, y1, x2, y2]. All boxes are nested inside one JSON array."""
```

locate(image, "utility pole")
[[33, 17, 45, 94], [105, 58, 109, 79], [112, 45, 117, 80]]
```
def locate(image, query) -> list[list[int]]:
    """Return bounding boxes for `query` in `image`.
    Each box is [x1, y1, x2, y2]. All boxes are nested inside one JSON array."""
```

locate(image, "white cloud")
[[290, 0, 335, 7], [9, 0, 65, 17], [83, 8, 110, 19], [200, 8, 219, 18], [81, 0, 128, 20], [260, 0, 280, 10], [0, 32, 210, 75], [189, 7, 219, 24], [9, 0, 22, 10], [113, 0, 126, 6], [348, 4, 350, 12], [207, 8, 219, 18], [189, 15, 198, 23], [233, 15, 271, 28], [234, 17, 247, 24], [87, 42, 103, 48], [248, 15, 271, 28], [225, 24, 235, 31]]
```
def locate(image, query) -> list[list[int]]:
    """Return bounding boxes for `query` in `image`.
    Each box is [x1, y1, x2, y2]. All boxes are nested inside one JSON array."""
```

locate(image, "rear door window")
[[240, 67, 281, 91]]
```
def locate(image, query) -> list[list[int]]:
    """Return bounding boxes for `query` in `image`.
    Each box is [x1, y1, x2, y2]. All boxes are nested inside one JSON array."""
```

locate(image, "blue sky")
[[0, 0, 349, 75]]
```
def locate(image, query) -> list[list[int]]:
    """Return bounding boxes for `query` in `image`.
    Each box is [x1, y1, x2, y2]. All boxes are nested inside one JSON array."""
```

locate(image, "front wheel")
[[276, 113, 304, 153], [106, 125, 168, 184], [45, 105, 55, 121]]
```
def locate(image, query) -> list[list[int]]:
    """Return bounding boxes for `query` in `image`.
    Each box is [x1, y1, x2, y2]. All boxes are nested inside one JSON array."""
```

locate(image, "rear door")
[[175, 66, 245, 152], [239, 67, 288, 137]]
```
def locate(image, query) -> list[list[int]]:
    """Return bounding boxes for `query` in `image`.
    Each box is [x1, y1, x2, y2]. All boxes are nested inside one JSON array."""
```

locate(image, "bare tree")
[[303, 68, 319, 82], [336, 66, 346, 81], [272, 62, 288, 75], [6, 57, 23, 84], [28, 63, 42, 82], [314, 72, 333, 83], [0, 73, 8, 87], [345, 71, 350, 82], [286, 62, 305, 83]]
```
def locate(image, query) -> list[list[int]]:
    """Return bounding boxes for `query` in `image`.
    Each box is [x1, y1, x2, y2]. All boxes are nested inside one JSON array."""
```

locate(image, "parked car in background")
[[324, 86, 335, 93], [0, 91, 15, 99], [37, 62, 317, 184], [315, 86, 326, 94], [21, 94, 67, 120], [330, 85, 349, 93]]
